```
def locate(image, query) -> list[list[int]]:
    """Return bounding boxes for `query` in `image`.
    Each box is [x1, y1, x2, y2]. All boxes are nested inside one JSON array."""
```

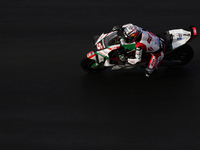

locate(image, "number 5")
[[97, 43, 103, 50]]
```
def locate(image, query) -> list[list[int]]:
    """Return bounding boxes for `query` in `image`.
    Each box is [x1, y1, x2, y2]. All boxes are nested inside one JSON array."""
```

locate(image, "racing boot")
[[112, 65, 122, 70], [145, 68, 154, 77]]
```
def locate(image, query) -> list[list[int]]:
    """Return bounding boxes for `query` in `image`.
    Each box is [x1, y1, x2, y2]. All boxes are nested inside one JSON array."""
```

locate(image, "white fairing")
[[104, 59, 113, 66], [169, 29, 191, 50], [95, 44, 121, 66]]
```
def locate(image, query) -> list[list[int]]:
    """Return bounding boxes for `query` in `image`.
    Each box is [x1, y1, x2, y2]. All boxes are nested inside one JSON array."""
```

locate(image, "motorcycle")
[[81, 25, 197, 73]]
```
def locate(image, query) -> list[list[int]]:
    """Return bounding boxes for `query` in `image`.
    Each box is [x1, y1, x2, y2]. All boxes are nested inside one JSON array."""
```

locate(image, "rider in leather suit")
[[112, 23, 166, 77]]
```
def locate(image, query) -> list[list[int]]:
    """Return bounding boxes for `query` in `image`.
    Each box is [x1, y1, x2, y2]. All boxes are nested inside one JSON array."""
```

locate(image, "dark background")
[[0, 0, 200, 150]]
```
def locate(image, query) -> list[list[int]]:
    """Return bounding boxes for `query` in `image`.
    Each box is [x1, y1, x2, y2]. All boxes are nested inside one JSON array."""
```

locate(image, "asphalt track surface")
[[1, 0, 200, 150]]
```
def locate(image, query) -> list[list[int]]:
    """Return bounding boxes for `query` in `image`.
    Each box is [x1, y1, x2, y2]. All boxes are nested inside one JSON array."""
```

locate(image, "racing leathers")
[[120, 27, 166, 77]]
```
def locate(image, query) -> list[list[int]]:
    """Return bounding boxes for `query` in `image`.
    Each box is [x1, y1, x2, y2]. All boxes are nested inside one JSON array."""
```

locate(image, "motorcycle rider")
[[112, 23, 166, 77]]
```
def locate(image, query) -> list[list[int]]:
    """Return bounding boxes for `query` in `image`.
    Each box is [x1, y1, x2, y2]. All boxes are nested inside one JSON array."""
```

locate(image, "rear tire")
[[165, 44, 194, 67]]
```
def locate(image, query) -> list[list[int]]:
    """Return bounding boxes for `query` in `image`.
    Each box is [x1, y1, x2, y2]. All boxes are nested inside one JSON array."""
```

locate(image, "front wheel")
[[80, 58, 107, 73]]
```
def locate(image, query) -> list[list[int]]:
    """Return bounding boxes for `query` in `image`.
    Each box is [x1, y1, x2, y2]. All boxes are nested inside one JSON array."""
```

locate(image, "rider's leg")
[[145, 51, 165, 77]]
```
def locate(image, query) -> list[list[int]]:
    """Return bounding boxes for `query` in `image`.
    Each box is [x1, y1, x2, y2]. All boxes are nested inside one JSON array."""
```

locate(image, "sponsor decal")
[[183, 34, 191, 36], [96, 42, 103, 50], [176, 33, 182, 40], [177, 38, 182, 40], [176, 33, 182, 37], [87, 51, 95, 59], [147, 34, 152, 44]]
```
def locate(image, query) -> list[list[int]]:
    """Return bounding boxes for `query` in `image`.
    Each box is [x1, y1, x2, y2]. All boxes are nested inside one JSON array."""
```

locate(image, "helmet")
[[122, 24, 142, 42]]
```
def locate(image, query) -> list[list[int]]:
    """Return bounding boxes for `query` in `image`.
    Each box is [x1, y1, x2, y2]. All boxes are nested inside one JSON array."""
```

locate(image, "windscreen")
[[104, 32, 119, 47]]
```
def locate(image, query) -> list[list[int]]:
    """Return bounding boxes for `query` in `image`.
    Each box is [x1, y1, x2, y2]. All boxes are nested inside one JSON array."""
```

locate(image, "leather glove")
[[112, 25, 122, 31]]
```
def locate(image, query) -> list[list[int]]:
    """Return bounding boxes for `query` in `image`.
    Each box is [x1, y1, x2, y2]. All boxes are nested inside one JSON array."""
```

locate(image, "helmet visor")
[[130, 33, 137, 39]]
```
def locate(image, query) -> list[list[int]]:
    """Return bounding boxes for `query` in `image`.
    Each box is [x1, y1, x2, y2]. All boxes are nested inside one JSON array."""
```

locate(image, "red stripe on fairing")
[[104, 33, 109, 37], [108, 46, 120, 51], [192, 27, 197, 36], [186, 27, 197, 43], [105, 32, 112, 37]]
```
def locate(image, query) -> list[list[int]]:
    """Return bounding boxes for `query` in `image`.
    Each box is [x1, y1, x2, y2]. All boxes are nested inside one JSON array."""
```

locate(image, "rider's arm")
[[120, 38, 136, 51], [135, 47, 142, 62], [127, 47, 143, 65], [120, 38, 126, 45]]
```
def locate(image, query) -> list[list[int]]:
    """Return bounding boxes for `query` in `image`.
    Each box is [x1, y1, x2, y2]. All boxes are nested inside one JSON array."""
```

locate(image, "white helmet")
[[122, 24, 142, 41]]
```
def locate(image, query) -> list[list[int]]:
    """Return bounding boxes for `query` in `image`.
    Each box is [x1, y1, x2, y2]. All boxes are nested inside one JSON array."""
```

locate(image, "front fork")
[[87, 51, 109, 69]]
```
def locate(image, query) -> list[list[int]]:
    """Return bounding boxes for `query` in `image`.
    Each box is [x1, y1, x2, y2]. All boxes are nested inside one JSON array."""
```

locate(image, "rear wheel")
[[165, 44, 194, 67]]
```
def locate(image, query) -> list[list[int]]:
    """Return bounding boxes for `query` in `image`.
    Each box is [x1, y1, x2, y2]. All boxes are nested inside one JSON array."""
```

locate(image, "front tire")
[[80, 58, 107, 73]]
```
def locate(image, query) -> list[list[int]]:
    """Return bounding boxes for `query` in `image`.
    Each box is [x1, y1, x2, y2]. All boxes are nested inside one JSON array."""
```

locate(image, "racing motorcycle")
[[81, 25, 197, 73]]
